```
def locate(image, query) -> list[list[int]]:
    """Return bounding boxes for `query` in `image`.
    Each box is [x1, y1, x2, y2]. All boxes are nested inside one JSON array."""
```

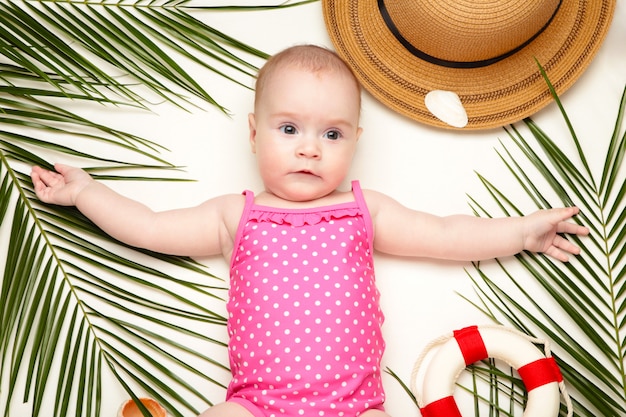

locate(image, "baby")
[[31, 45, 589, 417]]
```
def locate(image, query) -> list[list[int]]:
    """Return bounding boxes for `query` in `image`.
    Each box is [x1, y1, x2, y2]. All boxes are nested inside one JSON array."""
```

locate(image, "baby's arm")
[[366, 190, 589, 262], [31, 164, 239, 257]]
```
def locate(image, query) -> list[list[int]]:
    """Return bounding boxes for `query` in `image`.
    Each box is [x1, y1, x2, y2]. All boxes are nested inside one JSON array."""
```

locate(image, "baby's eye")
[[324, 130, 341, 140], [280, 124, 298, 135]]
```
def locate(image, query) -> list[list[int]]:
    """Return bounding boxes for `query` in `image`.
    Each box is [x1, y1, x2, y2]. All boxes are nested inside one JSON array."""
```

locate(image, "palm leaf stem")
[[184, 0, 320, 12]]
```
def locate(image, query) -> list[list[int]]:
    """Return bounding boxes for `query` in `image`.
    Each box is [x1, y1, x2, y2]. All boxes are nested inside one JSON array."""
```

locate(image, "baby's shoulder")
[[360, 188, 410, 221], [199, 193, 245, 225], [201, 192, 246, 208], [360, 188, 395, 207]]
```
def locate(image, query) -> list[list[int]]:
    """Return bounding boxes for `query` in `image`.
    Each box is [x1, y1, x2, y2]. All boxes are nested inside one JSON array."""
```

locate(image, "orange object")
[[118, 398, 166, 417]]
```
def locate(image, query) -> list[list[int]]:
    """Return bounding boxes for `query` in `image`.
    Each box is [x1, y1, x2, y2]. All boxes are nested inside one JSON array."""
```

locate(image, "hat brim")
[[323, 0, 616, 130]]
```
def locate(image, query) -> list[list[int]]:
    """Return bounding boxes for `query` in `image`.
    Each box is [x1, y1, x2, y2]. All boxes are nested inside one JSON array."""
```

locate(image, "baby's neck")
[[254, 189, 355, 209]]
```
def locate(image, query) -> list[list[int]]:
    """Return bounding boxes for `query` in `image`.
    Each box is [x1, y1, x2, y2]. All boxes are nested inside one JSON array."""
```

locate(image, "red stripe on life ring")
[[420, 396, 462, 417], [454, 326, 488, 365], [518, 357, 563, 391]]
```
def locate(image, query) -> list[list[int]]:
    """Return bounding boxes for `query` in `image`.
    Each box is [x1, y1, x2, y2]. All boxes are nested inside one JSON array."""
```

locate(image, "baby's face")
[[249, 66, 362, 202]]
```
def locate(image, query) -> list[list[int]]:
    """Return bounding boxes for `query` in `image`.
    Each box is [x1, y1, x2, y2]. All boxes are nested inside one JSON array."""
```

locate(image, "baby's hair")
[[254, 44, 362, 111]]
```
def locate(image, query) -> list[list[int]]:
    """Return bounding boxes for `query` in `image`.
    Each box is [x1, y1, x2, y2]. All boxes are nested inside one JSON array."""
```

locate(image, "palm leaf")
[[0, 1, 313, 416], [2, 0, 266, 110], [465, 82, 626, 416], [0, 149, 232, 417], [390, 81, 626, 415]]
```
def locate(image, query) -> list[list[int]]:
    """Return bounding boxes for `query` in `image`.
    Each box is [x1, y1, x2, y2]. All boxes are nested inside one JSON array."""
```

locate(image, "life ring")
[[410, 325, 572, 417]]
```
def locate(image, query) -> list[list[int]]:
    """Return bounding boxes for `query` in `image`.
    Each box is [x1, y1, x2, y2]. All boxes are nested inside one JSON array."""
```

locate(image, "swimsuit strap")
[[351, 180, 375, 254], [242, 189, 255, 208], [230, 190, 256, 269]]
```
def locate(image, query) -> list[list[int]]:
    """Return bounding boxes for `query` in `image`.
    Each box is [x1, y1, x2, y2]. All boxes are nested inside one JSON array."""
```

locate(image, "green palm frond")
[[1, 0, 270, 111], [1, 154, 230, 417], [0, 104, 232, 416], [388, 80, 626, 415], [0, 1, 314, 416], [465, 81, 626, 416]]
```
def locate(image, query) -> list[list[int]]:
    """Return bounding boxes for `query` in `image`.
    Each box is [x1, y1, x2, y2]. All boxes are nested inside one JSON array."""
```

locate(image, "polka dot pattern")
[[226, 185, 385, 417]]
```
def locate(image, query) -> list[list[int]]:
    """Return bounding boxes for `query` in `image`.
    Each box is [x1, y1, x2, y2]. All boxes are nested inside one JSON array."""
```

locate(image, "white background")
[[8, 1, 626, 416]]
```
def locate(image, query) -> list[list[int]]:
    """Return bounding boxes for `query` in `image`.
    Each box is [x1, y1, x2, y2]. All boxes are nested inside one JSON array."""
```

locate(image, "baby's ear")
[[248, 113, 257, 153]]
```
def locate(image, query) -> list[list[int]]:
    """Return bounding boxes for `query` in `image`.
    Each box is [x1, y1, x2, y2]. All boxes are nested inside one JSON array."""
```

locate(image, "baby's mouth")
[[295, 170, 319, 177]]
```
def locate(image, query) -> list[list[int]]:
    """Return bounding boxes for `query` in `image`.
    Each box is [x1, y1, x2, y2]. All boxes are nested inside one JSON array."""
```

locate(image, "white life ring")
[[410, 325, 572, 417]]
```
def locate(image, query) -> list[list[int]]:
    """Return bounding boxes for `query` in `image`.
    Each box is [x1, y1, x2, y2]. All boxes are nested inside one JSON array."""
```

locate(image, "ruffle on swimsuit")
[[246, 203, 362, 227]]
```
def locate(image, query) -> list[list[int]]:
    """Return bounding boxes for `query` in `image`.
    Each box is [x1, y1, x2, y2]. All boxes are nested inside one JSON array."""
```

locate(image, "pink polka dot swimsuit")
[[227, 181, 386, 417]]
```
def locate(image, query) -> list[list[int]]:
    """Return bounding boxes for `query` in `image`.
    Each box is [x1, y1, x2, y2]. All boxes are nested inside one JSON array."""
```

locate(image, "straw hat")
[[322, 0, 616, 130]]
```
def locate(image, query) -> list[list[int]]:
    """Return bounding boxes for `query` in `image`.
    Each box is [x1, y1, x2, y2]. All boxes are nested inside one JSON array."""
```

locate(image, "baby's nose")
[[297, 138, 321, 158]]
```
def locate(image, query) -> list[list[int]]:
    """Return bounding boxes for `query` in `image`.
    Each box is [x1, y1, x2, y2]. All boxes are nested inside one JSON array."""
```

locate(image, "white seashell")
[[425, 90, 468, 128]]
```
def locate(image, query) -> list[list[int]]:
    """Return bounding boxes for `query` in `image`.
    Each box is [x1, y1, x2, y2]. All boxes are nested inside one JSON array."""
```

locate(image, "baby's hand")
[[31, 164, 93, 206], [523, 207, 589, 262]]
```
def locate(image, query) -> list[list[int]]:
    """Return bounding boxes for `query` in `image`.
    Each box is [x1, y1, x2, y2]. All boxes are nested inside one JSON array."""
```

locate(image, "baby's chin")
[[280, 190, 330, 203], [270, 184, 338, 204]]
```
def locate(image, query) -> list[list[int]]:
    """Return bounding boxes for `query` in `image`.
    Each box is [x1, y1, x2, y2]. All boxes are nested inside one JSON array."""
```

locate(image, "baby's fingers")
[[544, 235, 581, 262], [30, 166, 65, 203], [544, 246, 570, 262], [36, 166, 64, 186], [557, 221, 589, 237], [556, 233, 582, 254]]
